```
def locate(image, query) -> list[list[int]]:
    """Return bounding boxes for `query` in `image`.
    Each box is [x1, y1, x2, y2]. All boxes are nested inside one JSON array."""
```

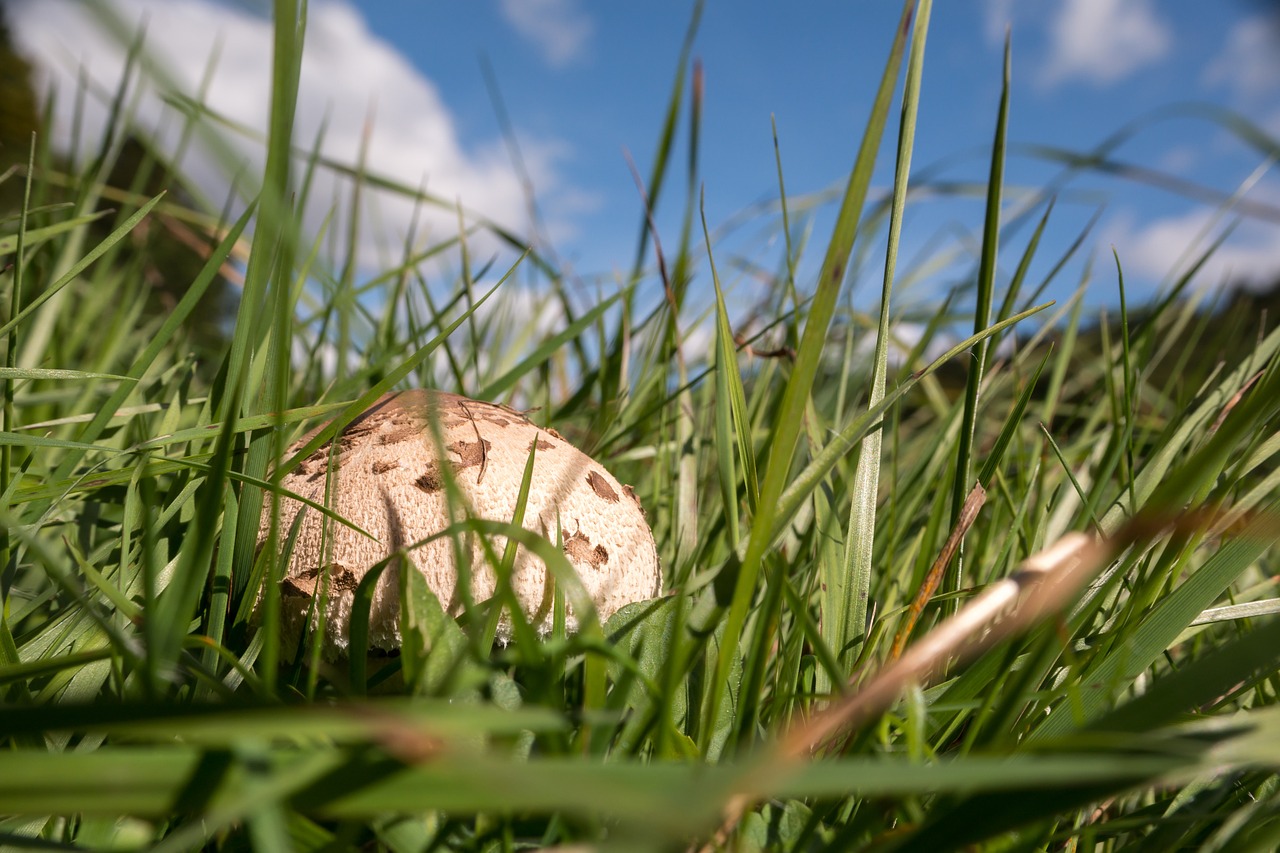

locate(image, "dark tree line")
[[0, 4, 237, 364]]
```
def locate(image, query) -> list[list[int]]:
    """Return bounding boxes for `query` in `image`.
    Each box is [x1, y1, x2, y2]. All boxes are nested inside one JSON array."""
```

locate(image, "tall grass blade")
[[703, 0, 915, 754], [826, 0, 933, 688], [948, 31, 1009, 606]]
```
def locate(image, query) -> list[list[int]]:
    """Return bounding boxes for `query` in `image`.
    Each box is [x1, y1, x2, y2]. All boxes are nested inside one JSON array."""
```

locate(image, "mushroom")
[[258, 390, 661, 656]]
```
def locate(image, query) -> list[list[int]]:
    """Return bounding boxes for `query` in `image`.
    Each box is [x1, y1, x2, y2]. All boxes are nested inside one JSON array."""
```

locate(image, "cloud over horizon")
[[1104, 203, 1280, 294], [1038, 0, 1172, 88], [7, 0, 582, 268]]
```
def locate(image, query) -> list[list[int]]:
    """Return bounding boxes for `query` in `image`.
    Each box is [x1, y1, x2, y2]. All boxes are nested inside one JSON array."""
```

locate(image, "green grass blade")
[[1034, 505, 1280, 740], [948, 31, 1009, 605], [476, 289, 623, 402], [704, 0, 915, 755], [0, 192, 164, 341], [827, 0, 933, 685], [1089, 614, 1280, 733], [702, 192, 757, 549], [0, 211, 112, 258], [773, 302, 1052, 546]]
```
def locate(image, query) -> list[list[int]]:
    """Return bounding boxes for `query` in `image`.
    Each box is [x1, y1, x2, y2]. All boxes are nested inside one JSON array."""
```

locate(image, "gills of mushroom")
[[257, 390, 661, 656]]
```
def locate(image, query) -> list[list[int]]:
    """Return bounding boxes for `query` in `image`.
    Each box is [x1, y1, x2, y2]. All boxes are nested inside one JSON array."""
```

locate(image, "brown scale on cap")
[[283, 564, 359, 599], [586, 470, 619, 503], [258, 389, 661, 657], [413, 467, 444, 494], [447, 438, 491, 479], [563, 531, 610, 570]]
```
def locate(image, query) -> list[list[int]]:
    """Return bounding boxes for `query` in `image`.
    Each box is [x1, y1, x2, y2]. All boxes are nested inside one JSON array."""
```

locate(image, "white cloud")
[[1204, 16, 1280, 101], [1039, 0, 1172, 88], [7, 0, 580, 268], [1104, 208, 1280, 292], [498, 0, 592, 68]]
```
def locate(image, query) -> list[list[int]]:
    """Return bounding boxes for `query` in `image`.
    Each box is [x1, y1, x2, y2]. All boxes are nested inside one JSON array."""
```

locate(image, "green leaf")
[[827, 0, 934, 684], [706, 0, 916, 754], [1034, 504, 1280, 740], [0, 193, 165, 341], [948, 30, 1009, 603], [0, 367, 129, 383], [0, 211, 113, 257]]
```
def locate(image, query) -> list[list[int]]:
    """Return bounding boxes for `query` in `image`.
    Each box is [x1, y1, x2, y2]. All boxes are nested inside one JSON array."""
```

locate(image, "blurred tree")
[[0, 4, 237, 368], [0, 5, 39, 208], [94, 134, 242, 363]]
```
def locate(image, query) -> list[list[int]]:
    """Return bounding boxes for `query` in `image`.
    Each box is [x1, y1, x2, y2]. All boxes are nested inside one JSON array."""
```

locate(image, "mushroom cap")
[[259, 390, 660, 655]]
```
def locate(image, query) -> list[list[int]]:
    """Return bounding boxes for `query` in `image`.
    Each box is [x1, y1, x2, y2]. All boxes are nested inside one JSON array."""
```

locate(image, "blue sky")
[[9, 0, 1280, 325]]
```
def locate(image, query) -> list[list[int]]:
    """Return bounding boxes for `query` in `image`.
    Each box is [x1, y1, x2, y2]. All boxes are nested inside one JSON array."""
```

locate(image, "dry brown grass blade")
[[1209, 369, 1263, 435], [696, 506, 1276, 848], [888, 482, 987, 661], [694, 530, 1111, 852], [786, 531, 1108, 754]]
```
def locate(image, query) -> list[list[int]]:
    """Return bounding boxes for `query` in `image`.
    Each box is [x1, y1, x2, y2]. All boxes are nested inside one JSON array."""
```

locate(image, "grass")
[[3, 1, 1280, 850]]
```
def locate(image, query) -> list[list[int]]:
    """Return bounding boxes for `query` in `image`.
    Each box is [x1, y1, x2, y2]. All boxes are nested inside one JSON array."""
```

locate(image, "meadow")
[[2, 1, 1279, 850]]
